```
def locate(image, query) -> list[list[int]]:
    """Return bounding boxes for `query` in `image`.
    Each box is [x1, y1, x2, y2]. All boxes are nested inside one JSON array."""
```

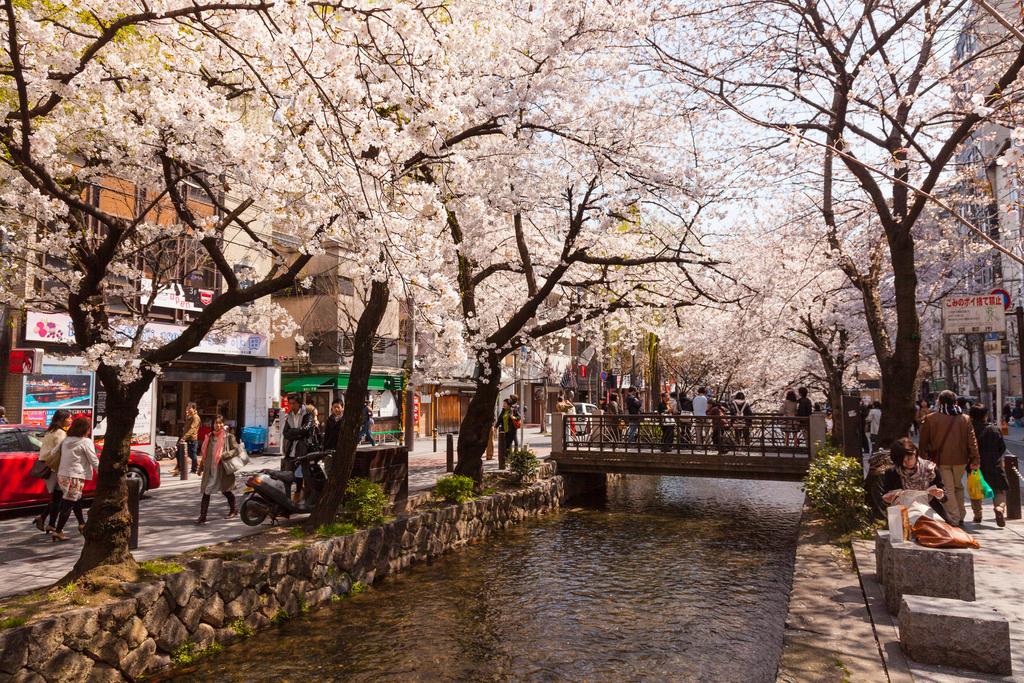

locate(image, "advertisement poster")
[[22, 408, 92, 428], [93, 384, 154, 448], [23, 373, 93, 410]]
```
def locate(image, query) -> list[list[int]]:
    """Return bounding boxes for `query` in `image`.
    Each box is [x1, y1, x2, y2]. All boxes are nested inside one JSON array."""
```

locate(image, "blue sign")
[[600, 371, 608, 381]]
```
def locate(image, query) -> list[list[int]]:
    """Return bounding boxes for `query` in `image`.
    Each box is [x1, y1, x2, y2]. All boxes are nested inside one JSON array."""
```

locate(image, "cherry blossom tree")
[[651, 0, 1024, 443]]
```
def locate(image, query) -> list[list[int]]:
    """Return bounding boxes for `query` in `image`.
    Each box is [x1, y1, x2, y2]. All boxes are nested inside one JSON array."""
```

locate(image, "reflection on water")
[[165, 476, 803, 682]]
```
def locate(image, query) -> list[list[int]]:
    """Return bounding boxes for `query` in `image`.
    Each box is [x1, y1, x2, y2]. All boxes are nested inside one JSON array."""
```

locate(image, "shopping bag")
[[967, 469, 984, 501], [979, 470, 994, 500]]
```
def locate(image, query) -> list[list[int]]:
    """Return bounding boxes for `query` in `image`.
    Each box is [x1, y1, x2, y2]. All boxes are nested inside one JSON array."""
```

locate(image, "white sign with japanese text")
[[942, 294, 1006, 334]]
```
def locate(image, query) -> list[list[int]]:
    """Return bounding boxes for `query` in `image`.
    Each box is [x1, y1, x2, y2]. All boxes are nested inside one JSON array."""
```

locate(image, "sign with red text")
[[943, 294, 1007, 334]]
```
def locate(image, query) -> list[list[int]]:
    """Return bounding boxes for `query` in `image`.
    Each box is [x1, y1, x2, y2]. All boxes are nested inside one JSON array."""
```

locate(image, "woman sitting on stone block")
[[882, 438, 950, 523]]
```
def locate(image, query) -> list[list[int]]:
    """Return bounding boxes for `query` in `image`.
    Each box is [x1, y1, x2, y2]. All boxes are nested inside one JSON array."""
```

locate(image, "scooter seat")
[[266, 470, 295, 484]]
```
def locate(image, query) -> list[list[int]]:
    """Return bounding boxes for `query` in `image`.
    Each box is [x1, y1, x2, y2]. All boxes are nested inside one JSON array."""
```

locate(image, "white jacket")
[[867, 408, 882, 436], [39, 429, 67, 469], [57, 436, 99, 480]]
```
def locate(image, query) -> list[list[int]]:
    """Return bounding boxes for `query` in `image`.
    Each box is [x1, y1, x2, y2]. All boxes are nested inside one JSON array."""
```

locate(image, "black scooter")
[[239, 450, 329, 526]]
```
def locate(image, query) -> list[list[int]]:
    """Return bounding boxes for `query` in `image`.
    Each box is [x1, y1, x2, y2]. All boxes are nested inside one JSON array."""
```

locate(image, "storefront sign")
[[140, 278, 214, 312], [22, 373, 95, 427], [942, 295, 1007, 334], [25, 311, 269, 357]]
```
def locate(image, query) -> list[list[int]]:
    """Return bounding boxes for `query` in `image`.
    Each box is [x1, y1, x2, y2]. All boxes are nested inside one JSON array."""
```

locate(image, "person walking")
[[509, 395, 523, 448], [195, 415, 239, 524], [919, 390, 980, 528], [497, 399, 516, 453], [51, 417, 98, 541], [729, 391, 753, 446], [358, 399, 376, 446], [969, 404, 1010, 527], [555, 393, 577, 436], [173, 402, 201, 476], [866, 401, 882, 455], [708, 400, 730, 452], [624, 387, 642, 443], [691, 387, 708, 445], [33, 409, 72, 534], [781, 390, 799, 448], [323, 400, 344, 452], [282, 395, 314, 500], [657, 391, 675, 451]]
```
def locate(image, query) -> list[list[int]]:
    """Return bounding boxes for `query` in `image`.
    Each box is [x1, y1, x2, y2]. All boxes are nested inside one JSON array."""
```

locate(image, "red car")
[[0, 424, 161, 510]]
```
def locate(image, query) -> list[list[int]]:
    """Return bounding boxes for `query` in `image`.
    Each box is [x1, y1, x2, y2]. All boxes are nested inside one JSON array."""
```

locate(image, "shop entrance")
[[157, 371, 248, 438]]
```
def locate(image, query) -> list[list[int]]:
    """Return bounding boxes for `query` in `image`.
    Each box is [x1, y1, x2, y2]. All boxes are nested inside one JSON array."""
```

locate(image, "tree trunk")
[[877, 232, 920, 445], [454, 352, 502, 483], [308, 279, 390, 528], [69, 381, 147, 577]]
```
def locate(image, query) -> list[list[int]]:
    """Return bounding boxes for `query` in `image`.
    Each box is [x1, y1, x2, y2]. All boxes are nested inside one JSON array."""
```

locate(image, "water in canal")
[[166, 476, 803, 682]]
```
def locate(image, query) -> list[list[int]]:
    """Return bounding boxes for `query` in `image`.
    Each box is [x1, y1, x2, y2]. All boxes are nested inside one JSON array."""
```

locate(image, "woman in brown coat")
[[195, 415, 238, 524]]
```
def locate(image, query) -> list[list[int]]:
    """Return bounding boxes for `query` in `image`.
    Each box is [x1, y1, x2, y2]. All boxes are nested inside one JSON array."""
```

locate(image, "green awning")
[[282, 373, 406, 393], [281, 375, 335, 392]]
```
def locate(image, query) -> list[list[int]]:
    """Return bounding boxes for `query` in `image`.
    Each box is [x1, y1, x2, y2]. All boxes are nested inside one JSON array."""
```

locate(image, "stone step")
[[883, 539, 975, 615], [899, 595, 1011, 676]]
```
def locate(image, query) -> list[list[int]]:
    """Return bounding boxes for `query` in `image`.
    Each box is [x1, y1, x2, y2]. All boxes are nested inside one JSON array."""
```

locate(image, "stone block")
[[193, 622, 216, 649], [899, 595, 1011, 675], [883, 541, 974, 615], [37, 645, 94, 682], [225, 588, 259, 621], [11, 670, 45, 683], [187, 558, 223, 588], [117, 616, 148, 649], [155, 614, 188, 653], [200, 593, 225, 628], [177, 593, 206, 631], [0, 626, 29, 674], [141, 594, 172, 636], [86, 662, 121, 683], [24, 619, 64, 671], [122, 581, 164, 616], [163, 570, 199, 608], [82, 629, 129, 668], [874, 530, 890, 585]]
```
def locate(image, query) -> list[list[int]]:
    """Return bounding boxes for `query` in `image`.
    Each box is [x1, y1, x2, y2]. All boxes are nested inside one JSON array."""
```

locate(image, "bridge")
[[549, 412, 826, 481]]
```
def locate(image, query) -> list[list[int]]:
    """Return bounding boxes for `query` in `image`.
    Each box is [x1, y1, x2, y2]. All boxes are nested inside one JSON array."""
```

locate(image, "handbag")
[[29, 459, 52, 479], [222, 442, 250, 474], [911, 516, 980, 549]]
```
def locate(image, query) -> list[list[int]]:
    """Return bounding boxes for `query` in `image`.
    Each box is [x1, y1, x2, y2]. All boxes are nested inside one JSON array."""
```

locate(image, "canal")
[[164, 475, 804, 682]]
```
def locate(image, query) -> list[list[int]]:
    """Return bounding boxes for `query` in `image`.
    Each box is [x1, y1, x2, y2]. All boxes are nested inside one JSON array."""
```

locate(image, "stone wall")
[[0, 476, 569, 682]]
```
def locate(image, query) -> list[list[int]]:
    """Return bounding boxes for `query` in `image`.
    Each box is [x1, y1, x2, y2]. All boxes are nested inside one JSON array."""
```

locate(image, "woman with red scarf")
[[195, 415, 239, 524]]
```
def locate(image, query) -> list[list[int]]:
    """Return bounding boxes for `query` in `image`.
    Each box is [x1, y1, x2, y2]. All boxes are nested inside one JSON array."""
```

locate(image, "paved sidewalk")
[[854, 518, 1024, 681], [0, 429, 553, 599]]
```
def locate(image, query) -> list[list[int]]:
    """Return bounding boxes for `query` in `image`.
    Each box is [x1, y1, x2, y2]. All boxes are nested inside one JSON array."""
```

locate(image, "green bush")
[[171, 641, 222, 666], [316, 522, 356, 537], [433, 474, 476, 504], [803, 445, 871, 533], [507, 446, 539, 483], [344, 478, 388, 527]]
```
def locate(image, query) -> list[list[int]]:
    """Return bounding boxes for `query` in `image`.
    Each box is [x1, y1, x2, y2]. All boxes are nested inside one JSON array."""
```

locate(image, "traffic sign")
[[600, 371, 607, 381], [991, 288, 1012, 310]]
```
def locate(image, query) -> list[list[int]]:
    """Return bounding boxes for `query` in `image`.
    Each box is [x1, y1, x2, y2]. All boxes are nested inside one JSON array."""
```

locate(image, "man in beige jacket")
[[918, 391, 980, 527]]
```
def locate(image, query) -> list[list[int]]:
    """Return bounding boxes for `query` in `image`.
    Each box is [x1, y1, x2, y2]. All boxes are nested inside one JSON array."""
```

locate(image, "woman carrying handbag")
[[195, 415, 241, 524]]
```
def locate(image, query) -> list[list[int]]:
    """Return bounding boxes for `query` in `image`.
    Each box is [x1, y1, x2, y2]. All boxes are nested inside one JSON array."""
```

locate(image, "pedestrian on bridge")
[[729, 392, 753, 446], [692, 387, 708, 445], [625, 387, 642, 443], [781, 390, 799, 448], [657, 391, 675, 451]]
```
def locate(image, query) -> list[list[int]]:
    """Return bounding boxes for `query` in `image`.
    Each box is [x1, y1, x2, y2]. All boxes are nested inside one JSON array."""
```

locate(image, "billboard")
[[942, 294, 1007, 334]]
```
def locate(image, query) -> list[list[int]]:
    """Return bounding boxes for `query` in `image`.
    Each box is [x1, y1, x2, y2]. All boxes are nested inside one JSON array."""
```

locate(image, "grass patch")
[[139, 560, 185, 576], [171, 641, 223, 666], [0, 615, 27, 629], [350, 581, 367, 596], [227, 617, 254, 638], [316, 522, 356, 537], [288, 527, 308, 540], [330, 594, 343, 603], [270, 609, 291, 625]]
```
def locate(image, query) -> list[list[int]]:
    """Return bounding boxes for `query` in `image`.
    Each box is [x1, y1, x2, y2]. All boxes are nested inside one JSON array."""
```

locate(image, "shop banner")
[[140, 278, 214, 312], [25, 311, 269, 357]]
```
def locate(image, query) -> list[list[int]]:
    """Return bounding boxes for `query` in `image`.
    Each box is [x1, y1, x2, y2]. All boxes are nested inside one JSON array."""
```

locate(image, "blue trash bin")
[[241, 426, 267, 454]]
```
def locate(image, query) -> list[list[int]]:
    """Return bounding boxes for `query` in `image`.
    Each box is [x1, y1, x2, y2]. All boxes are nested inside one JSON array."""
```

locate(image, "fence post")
[[176, 442, 188, 481], [809, 413, 826, 458], [433, 428, 437, 453], [127, 477, 141, 550], [551, 412, 564, 456], [486, 426, 494, 460], [446, 434, 454, 473], [1005, 455, 1021, 521]]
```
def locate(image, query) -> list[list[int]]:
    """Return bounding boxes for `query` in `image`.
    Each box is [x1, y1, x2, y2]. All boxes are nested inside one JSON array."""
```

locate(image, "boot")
[[224, 492, 237, 519], [195, 494, 211, 525], [996, 508, 1006, 527]]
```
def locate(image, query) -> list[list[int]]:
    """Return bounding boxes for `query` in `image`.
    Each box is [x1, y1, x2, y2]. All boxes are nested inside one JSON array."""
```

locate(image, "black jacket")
[[282, 410, 315, 459], [972, 422, 1009, 491], [323, 414, 343, 452], [626, 395, 642, 415]]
